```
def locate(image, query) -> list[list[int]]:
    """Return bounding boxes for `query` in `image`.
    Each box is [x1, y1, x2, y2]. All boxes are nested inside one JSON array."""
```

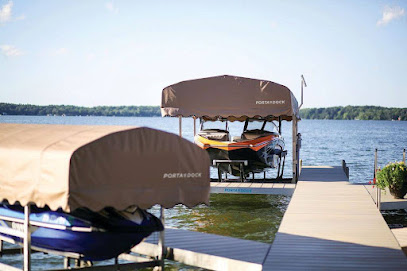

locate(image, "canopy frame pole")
[[24, 204, 31, 271], [158, 206, 165, 270], [193, 116, 196, 136], [178, 116, 182, 138], [292, 117, 298, 183]]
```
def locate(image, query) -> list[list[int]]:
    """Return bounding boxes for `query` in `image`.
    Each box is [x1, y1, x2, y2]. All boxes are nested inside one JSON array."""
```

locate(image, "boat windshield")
[[264, 121, 279, 134], [245, 120, 264, 131], [245, 119, 279, 134], [201, 120, 228, 131]]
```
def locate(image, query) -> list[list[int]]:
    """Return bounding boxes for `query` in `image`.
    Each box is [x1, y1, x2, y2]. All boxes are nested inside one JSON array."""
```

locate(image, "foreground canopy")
[[0, 124, 210, 212], [161, 75, 300, 121]]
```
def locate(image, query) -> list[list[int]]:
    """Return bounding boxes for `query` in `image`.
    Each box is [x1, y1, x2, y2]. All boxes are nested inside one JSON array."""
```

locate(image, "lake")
[[0, 116, 406, 270]]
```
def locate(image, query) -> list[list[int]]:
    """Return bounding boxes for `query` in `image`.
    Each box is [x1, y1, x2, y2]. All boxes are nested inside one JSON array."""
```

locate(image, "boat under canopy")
[[161, 75, 301, 181], [0, 123, 211, 261]]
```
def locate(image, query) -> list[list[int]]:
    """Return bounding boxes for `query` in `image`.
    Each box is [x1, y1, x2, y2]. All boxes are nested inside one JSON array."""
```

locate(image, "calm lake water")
[[0, 116, 406, 270]]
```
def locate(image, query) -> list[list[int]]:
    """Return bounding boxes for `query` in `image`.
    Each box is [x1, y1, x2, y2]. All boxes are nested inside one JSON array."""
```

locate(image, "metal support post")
[[217, 164, 222, 182], [374, 149, 380, 209], [158, 206, 165, 270], [193, 116, 196, 136], [403, 148, 406, 163], [178, 116, 182, 138], [24, 204, 31, 271], [341, 160, 349, 179], [278, 117, 282, 134], [64, 257, 71, 268], [292, 118, 298, 183]]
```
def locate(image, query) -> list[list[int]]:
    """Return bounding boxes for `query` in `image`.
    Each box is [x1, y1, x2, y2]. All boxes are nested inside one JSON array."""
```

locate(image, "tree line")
[[0, 103, 405, 120], [0, 103, 161, 117], [300, 106, 406, 121]]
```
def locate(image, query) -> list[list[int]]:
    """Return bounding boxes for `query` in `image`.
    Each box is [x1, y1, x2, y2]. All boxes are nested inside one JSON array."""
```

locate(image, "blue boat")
[[0, 203, 163, 261]]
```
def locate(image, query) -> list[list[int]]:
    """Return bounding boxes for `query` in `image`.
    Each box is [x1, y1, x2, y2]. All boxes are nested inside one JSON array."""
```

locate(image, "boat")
[[194, 117, 285, 177], [0, 203, 163, 261], [161, 75, 301, 181], [0, 124, 210, 265]]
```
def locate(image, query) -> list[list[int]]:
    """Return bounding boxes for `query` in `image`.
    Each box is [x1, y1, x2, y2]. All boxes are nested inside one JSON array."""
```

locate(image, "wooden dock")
[[263, 166, 407, 270], [134, 165, 407, 270]]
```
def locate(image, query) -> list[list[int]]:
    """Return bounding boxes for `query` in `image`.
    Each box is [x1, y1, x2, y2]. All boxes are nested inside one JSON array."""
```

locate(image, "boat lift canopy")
[[161, 75, 300, 121], [161, 74, 304, 184], [0, 124, 211, 212]]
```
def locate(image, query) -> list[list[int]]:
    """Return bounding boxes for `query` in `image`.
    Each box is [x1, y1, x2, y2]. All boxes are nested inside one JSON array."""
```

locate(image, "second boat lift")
[[161, 74, 306, 184]]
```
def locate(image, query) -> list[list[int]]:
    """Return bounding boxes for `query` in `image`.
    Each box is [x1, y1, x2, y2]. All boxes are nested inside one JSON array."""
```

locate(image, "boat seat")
[[241, 130, 276, 140], [198, 131, 230, 141]]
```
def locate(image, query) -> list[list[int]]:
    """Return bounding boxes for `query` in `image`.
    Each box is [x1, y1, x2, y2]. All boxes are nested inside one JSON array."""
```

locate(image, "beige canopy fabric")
[[161, 75, 300, 121], [0, 124, 210, 212]]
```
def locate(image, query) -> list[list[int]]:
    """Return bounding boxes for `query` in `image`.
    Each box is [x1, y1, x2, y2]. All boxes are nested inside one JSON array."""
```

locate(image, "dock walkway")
[[135, 165, 407, 270], [263, 166, 407, 270]]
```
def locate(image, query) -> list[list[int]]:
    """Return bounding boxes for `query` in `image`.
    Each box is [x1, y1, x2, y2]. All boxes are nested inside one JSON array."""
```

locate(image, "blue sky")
[[0, 0, 406, 108]]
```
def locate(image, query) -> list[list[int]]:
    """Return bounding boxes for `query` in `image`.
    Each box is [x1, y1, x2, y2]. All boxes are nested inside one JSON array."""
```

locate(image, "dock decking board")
[[133, 228, 270, 271], [263, 166, 407, 270], [392, 228, 407, 256]]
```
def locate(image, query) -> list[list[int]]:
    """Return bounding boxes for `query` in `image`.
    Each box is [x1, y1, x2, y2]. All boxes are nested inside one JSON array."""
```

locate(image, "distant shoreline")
[[301, 106, 406, 121], [0, 103, 405, 121]]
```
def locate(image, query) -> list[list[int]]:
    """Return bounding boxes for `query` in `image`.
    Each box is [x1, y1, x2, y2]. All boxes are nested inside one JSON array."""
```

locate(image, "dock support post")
[[217, 164, 222, 182], [403, 148, 406, 163], [342, 160, 349, 179], [178, 116, 182, 138], [24, 204, 31, 271], [292, 117, 298, 183], [158, 206, 165, 270], [374, 149, 380, 209]]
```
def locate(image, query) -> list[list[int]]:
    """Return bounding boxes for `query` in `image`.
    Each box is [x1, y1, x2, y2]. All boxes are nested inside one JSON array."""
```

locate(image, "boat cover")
[[0, 124, 210, 212], [161, 75, 300, 121]]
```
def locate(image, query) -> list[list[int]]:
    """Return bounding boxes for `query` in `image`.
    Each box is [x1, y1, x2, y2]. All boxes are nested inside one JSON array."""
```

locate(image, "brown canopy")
[[0, 124, 210, 212], [161, 75, 300, 121]]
